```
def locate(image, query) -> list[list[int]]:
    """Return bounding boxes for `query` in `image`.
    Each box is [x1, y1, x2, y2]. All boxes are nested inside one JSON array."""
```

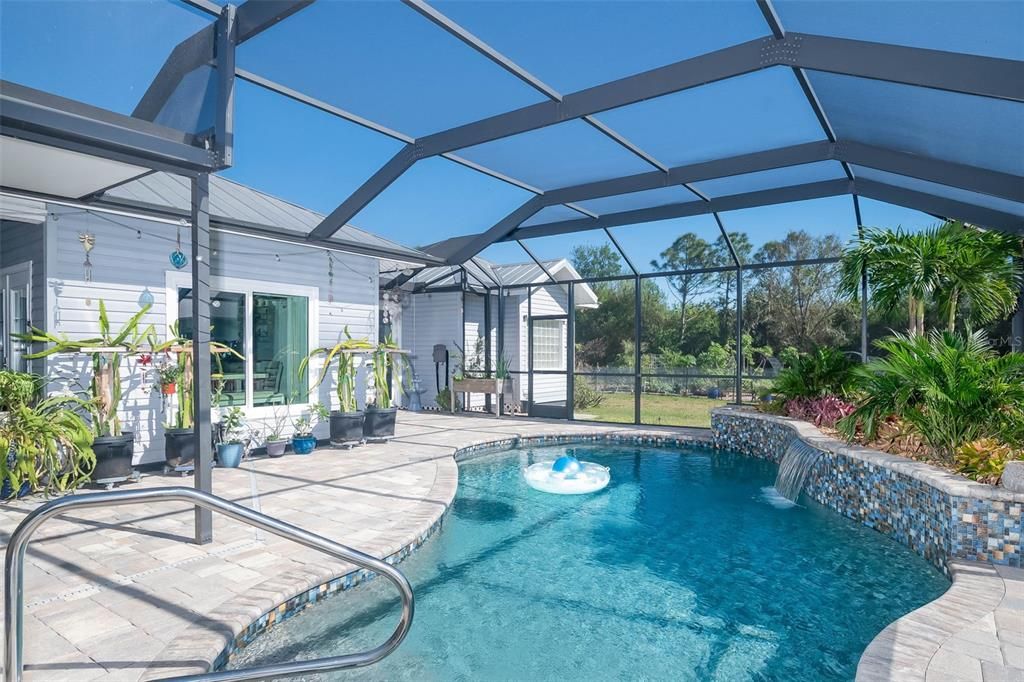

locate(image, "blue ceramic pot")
[[707, 387, 722, 399], [291, 435, 317, 455], [216, 442, 244, 468]]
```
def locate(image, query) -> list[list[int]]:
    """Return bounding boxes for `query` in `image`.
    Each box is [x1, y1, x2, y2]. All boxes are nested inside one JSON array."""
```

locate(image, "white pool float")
[[523, 455, 610, 495]]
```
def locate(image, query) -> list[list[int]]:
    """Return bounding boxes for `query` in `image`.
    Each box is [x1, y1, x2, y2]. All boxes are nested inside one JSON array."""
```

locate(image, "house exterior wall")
[[400, 290, 462, 410], [44, 205, 378, 466]]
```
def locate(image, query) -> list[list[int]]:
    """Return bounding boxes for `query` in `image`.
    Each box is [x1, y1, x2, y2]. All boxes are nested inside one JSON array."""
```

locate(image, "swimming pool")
[[230, 443, 948, 680]]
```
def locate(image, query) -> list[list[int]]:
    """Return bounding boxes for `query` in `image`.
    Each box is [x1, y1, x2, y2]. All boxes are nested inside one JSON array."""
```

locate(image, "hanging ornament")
[[170, 224, 188, 269], [79, 233, 95, 282], [327, 252, 335, 304], [138, 286, 155, 308]]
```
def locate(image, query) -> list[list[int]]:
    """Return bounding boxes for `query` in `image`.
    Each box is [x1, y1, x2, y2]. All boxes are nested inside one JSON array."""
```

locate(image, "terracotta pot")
[[161, 382, 176, 395]]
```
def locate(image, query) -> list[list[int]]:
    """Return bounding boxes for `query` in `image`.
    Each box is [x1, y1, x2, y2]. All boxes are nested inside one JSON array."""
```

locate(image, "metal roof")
[[96, 171, 437, 267]]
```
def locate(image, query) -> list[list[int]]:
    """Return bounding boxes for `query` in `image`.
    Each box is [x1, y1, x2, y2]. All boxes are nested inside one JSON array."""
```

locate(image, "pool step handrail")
[[3, 486, 415, 682]]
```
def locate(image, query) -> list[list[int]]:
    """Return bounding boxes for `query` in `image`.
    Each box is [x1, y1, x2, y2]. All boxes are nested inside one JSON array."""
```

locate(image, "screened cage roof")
[[1, 0, 1021, 273]]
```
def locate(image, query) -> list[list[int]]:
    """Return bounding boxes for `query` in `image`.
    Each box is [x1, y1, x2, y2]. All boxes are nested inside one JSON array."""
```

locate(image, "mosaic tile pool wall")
[[712, 407, 1023, 570]]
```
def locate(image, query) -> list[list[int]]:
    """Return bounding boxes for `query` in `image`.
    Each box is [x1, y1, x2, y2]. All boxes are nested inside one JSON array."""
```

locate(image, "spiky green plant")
[[771, 346, 856, 401], [837, 331, 1024, 462], [299, 327, 373, 413], [20, 301, 154, 437], [369, 334, 408, 408]]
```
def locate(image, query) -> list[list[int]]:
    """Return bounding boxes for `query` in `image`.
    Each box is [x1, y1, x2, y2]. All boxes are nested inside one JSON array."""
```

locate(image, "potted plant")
[[364, 335, 408, 439], [20, 301, 153, 483], [299, 327, 373, 445], [264, 404, 290, 457], [154, 324, 244, 468], [0, 389, 96, 499], [154, 363, 182, 396], [291, 402, 328, 455], [215, 406, 246, 468], [0, 369, 36, 424]]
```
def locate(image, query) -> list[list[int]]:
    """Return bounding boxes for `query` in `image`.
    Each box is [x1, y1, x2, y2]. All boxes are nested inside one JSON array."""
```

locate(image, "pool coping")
[[857, 560, 1021, 682]]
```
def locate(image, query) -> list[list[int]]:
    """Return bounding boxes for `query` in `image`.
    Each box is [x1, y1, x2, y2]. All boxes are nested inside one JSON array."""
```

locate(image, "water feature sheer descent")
[[768, 438, 824, 505]]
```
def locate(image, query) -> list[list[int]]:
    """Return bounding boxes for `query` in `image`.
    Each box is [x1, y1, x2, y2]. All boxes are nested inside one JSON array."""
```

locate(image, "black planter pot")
[[330, 411, 365, 444], [165, 428, 196, 467], [91, 432, 135, 482], [363, 407, 397, 439]]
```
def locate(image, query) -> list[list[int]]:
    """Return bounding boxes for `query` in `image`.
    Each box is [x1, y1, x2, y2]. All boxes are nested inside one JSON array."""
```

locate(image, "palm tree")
[[841, 222, 1021, 335], [936, 221, 1022, 333]]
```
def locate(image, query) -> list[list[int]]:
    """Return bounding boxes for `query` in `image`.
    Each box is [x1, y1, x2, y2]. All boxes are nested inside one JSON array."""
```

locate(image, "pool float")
[[523, 455, 610, 494]]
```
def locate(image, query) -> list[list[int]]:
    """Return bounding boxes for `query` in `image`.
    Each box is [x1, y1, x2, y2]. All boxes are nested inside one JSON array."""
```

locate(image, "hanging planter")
[[161, 382, 177, 396]]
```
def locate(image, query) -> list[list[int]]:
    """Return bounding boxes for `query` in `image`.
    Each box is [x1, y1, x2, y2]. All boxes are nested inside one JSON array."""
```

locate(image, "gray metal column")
[[567, 284, 575, 421], [497, 286, 505, 416], [191, 174, 213, 544], [853, 195, 869, 362], [634, 276, 642, 424], [735, 267, 743, 405]]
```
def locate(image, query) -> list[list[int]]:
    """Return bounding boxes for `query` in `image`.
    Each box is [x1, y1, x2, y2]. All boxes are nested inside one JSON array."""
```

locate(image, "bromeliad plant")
[[299, 327, 373, 413], [20, 301, 154, 438]]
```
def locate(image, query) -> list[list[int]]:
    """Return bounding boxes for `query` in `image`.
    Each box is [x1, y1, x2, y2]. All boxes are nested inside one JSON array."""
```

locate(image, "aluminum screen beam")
[[311, 30, 1022, 241], [838, 141, 1024, 203], [134, 0, 313, 122], [426, 196, 546, 264], [507, 179, 853, 241], [1, 80, 215, 173], [855, 179, 1024, 234]]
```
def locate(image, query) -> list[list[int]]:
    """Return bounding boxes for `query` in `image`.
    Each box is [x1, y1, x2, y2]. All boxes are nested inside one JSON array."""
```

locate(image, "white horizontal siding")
[[400, 291, 461, 410], [46, 205, 378, 465]]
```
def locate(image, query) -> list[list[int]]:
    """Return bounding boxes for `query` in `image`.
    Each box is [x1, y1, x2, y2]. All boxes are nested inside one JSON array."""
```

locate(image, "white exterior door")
[[1, 262, 32, 372]]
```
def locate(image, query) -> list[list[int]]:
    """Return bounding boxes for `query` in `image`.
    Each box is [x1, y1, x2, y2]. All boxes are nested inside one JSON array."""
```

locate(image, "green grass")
[[576, 391, 727, 428]]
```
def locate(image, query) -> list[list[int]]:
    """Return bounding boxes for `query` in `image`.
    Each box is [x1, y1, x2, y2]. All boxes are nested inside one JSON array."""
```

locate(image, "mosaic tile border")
[[712, 406, 1024, 570]]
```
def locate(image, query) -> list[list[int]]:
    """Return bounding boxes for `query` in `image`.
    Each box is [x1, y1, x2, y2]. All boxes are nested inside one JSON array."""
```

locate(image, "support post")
[[853, 195, 869, 362], [191, 174, 213, 544], [735, 267, 743, 405], [567, 284, 575, 421], [634, 275, 642, 424], [497, 286, 505, 416], [484, 291, 492, 414]]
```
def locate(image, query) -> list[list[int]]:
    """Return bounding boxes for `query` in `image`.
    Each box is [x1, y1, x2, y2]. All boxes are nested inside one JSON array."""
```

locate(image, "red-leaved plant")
[[785, 396, 855, 428]]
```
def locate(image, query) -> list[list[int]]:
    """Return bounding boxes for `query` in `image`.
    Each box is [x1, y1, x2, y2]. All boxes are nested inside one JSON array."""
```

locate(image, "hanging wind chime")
[[170, 223, 188, 269], [328, 252, 335, 304], [79, 232, 95, 305]]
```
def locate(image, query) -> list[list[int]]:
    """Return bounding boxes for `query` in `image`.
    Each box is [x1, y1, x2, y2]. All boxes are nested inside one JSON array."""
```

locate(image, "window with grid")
[[532, 319, 565, 371]]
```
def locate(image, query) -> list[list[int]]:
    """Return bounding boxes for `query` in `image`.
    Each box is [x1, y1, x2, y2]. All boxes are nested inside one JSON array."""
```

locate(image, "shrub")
[[436, 387, 461, 411], [838, 331, 1024, 463], [772, 346, 856, 401], [574, 378, 604, 410], [784, 396, 855, 428], [955, 438, 1022, 484]]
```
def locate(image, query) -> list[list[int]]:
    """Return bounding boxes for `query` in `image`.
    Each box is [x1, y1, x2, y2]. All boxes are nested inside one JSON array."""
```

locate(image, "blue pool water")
[[230, 445, 948, 680]]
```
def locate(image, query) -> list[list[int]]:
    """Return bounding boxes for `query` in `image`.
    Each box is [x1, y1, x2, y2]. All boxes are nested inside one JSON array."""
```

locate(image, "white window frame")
[[531, 318, 566, 371], [165, 272, 319, 418]]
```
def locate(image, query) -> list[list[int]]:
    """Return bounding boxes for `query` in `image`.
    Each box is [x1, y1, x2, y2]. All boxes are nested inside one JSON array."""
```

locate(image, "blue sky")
[[2, 0, 999, 268]]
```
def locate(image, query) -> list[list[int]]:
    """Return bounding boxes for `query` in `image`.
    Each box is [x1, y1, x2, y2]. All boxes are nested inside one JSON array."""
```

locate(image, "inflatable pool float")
[[523, 455, 610, 495]]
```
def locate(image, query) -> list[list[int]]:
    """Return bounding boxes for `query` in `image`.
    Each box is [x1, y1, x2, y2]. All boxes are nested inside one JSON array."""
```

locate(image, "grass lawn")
[[576, 391, 727, 428]]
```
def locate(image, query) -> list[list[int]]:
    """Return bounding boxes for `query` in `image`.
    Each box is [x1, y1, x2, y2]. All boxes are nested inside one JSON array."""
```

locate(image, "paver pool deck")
[[0, 411, 1020, 681]]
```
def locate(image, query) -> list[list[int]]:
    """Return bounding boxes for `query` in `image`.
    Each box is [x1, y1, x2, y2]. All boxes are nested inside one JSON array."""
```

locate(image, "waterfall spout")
[[762, 438, 822, 507]]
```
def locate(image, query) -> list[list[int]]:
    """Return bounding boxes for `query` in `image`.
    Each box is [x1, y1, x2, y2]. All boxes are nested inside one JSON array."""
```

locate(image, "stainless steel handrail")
[[4, 486, 415, 682]]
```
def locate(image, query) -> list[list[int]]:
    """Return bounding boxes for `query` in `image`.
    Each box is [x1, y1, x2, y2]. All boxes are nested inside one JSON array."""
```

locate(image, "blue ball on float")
[[551, 455, 582, 479]]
